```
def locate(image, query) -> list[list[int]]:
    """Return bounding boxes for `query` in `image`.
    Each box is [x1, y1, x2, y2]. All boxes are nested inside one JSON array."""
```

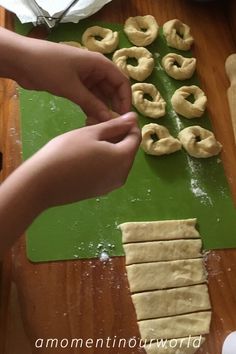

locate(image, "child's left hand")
[[7, 31, 131, 122]]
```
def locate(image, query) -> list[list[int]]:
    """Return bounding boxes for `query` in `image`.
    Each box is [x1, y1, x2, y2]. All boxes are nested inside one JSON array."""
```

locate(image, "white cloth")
[[0, 0, 112, 24]]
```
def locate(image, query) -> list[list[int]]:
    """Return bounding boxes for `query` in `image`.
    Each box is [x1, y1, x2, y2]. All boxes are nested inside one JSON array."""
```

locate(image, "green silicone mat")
[[18, 19, 236, 262]]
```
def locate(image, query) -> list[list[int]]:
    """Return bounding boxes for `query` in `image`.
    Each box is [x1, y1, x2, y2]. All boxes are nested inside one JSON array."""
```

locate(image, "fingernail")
[[122, 112, 137, 120]]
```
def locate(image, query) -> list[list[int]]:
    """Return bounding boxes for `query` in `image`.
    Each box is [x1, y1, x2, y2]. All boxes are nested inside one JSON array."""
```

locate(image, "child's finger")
[[116, 125, 141, 156], [94, 112, 138, 141], [70, 81, 111, 122]]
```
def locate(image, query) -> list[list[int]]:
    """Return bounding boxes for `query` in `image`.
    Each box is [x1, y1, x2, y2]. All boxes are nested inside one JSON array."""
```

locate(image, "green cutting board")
[[18, 20, 236, 262]]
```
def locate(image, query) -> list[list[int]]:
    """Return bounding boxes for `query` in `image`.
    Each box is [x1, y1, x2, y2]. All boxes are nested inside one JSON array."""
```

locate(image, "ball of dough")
[[141, 123, 182, 156], [162, 53, 196, 80], [82, 26, 119, 54], [112, 47, 154, 81], [124, 15, 159, 46], [132, 83, 166, 118], [178, 126, 222, 158], [171, 85, 207, 118], [163, 19, 194, 51]]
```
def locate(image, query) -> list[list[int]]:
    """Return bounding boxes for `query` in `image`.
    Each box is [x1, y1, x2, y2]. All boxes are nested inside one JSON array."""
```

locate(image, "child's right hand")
[[0, 112, 140, 255], [25, 112, 141, 209]]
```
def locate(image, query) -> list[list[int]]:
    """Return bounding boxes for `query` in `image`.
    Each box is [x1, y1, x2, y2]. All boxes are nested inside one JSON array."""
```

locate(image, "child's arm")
[[0, 114, 140, 258], [0, 26, 131, 122]]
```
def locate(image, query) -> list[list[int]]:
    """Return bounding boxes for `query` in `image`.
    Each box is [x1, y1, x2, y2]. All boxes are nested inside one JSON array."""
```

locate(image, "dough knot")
[[124, 15, 159, 46], [141, 123, 182, 155], [132, 83, 166, 118], [178, 125, 222, 158], [171, 85, 207, 118], [163, 19, 194, 51], [112, 47, 154, 81], [82, 26, 119, 54]]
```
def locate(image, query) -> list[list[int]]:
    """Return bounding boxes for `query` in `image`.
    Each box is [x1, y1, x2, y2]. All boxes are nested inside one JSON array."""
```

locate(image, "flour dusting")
[[187, 156, 213, 205]]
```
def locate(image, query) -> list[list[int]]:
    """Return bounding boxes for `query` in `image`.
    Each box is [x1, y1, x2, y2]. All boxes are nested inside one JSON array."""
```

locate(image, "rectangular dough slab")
[[126, 259, 206, 293], [144, 336, 205, 354], [123, 239, 202, 265], [138, 311, 211, 341], [132, 284, 211, 320], [119, 218, 199, 243]]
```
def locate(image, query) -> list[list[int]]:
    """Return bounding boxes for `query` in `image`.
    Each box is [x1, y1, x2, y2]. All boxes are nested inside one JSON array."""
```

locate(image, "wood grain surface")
[[225, 53, 236, 143], [1, 1, 236, 353]]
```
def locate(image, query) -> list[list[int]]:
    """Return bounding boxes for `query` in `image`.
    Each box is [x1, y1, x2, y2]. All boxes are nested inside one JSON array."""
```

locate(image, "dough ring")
[[141, 123, 182, 156], [132, 83, 166, 118], [162, 53, 196, 80], [178, 126, 222, 158], [171, 85, 207, 118], [163, 19, 194, 51], [124, 15, 159, 46], [81, 26, 119, 54], [112, 47, 154, 81]]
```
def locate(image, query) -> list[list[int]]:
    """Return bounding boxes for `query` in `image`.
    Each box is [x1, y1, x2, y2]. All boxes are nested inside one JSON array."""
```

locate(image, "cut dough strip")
[[123, 239, 202, 265], [120, 218, 211, 352], [144, 336, 205, 354], [119, 218, 200, 243], [132, 284, 211, 320], [126, 259, 206, 293], [138, 311, 211, 341]]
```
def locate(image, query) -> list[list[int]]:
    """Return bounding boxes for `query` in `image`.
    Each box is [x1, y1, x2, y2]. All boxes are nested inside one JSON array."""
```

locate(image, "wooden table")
[[1, 1, 236, 353]]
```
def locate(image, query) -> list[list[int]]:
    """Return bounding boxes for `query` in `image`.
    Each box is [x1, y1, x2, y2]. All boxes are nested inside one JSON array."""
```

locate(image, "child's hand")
[[0, 112, 140, 252], [4, 30, 131, 122], [0, 29, 139, 254], [24, 112, 140, 208]]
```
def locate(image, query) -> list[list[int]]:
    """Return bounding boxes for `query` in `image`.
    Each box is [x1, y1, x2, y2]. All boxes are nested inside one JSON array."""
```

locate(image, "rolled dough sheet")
[[123, 239, 202, 265], [138, 311, 211, 341], [126, 259, 206, 293], [144, 336, 205, 354], [132, 284, 211, 320], [119, 218, 199, 243]]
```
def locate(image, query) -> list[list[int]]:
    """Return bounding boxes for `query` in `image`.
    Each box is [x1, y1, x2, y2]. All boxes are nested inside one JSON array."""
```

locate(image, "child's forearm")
[[0, 159, 44, 258], [0, 26, 27, 81]]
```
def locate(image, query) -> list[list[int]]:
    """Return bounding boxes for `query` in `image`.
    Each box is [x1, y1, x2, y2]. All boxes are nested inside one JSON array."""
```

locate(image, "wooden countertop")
[[1, 1, 236, 353]]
